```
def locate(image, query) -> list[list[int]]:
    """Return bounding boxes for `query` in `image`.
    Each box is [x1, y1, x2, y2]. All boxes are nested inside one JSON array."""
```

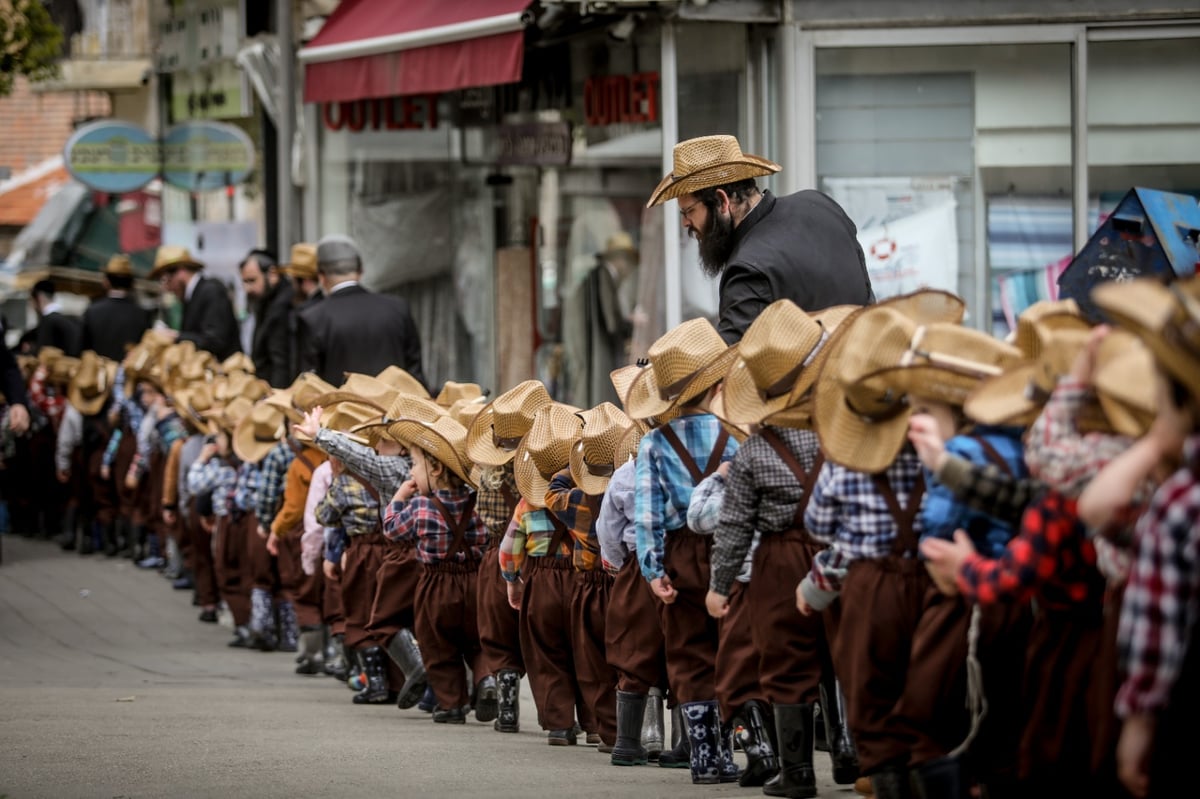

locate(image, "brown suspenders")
[[285, 437, 316, 472], [872, 471, 927, 557], [759, 427, 825, 530], [428, 493, 479, 561], [970, 435, 1014, 477], [659, 424, 731, 487]]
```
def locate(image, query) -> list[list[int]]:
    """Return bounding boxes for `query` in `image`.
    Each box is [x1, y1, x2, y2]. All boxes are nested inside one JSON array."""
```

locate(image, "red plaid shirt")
[[1116, 435, 1200, 717], [957, 490, 1105, 610], [383, 487, 487, 566], [28, 368, 65, 430]]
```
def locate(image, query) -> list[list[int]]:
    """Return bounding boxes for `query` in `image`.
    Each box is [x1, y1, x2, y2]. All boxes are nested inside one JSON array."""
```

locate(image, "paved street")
[[0, 536, 851, 799]]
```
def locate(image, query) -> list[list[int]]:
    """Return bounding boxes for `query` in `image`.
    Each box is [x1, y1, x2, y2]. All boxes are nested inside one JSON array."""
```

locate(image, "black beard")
[[697, 209, 736, 278]]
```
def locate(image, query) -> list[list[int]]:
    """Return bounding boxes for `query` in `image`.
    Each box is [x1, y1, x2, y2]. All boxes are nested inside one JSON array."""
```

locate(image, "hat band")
[[760, 331, 828, 399], [844, 393, 908, 424], [584, 458, 614, 478], [1162, 311, 1200, 358], [1023, 380, 1052, 406], [657, 365, 707, 402], [493, 430, 522, 451]]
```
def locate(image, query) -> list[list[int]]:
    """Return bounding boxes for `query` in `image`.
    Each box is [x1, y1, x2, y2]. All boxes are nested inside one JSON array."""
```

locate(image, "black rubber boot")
[[911, 757, 965, 799], [681, 701, 721, 784], [494, 668, 520, 732], [658, 704, 691, 768], [763, 703, 817, 798], [736, 700, 780, 787], [820, 675, 861, 785], [611, 691, 649, 766], [385, 628, 428, 710], [872, 764, 915, 799], [352, 646, 397, 705], [102, 520, 120, 557]]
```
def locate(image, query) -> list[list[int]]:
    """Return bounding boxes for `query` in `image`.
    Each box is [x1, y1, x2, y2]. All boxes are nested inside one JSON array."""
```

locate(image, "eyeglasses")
[[679, 201, 702, 222]]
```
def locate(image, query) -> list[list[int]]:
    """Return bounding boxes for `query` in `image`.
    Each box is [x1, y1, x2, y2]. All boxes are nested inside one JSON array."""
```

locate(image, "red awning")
[[300, 0, 531, 104]]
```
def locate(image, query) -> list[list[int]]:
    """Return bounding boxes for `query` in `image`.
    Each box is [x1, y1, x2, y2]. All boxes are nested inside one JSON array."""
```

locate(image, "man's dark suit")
[[179, 276, 242, 361], [250, 278, 295, 388], [36, 311, 82, 356], [81, 294, 151, 361], [298, 284, 425, 388]]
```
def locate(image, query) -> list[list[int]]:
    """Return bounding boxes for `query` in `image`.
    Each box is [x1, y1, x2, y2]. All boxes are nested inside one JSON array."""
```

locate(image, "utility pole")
[[276, 0, 296, 254]]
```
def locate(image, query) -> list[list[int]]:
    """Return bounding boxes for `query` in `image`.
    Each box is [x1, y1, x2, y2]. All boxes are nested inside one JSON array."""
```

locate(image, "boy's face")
[[909, 396, 958, 441], [138, 383, 162, 408], [410, 447, 437, 496]]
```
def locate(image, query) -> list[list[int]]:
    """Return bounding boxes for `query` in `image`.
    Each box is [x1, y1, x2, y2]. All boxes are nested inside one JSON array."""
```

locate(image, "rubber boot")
[[248, 588, 277, 651], [57, 504, 78, 551], [103, 520, 120, 557], [352, 646, 397, 704], [718, 721, 742, 783], [136, 529, 163, 568], [163, 536, 182, 579], [736, 700, 780, 787], [681, 700, 721, 784], [642, 687, 665, 761], [911, 757, 964, 799], [821, 675, 861, 785], [494, 668, 520, 732], [871, 764, 914, 799], [658, 704, 691, 768], [81, 519, 100, 555], [385, 627, 428, 709], [295, 628, 324, 674], [276, 599, 299, 653], [324, 633, 349, 681], [474, 674, 499, 723], [764, 703, 817, 798], [611, 691, 649, 766]]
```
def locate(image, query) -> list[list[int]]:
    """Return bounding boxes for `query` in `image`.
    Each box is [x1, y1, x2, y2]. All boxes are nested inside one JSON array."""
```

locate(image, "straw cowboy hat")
[[314, 373, 406, 414], [216, 371, 269, 405], [67, 352, 117, 416], [965, 321, 1094, 428], [213, 396, 255, 435], [149, 245, 203, 279], [1011, 299, 1082, 358], [610, 363, 678, 425], [601, 231, 638, 261], [174, 383, 218, 435], [624, 318, 737, 422], [47, 356, 81, 386], [178, 350, 216, 384], [37, 346, 64, 371], [265, 373, 339, 423], [448, 396, 488, 429], [721, 300, 859, 425], [309, 401, 381, 447], [103, 253, 135, 277], [386, 415, 476, 487], [569, 403, 634, 496], [221, 352, 256, 376], [233, 401, 288, 464], [1092, 330, 1158, 438], [1092, 275, 1200, 398], [375, 365, 431, 399], [648, 135, 781, 208], [436, 381, 485, 408], [612, 422, 647, 469], [353, 392, 446, 440], [278, 242, 318, 281], [813, 292, 1020, 473], [514, 403, 583, 508], [466, 380, 553, 467]]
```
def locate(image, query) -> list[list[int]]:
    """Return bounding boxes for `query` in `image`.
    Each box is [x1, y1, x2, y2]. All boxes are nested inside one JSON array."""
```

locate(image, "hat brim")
[[647, 157, 781, 208], [312, 390, 389, 413], [385, 419, 475, 487], [813, 380, 912, 473], [466, 406, 517, 467], [1092, 279, 1200, 399], [963, 364, 1043, 427], [148, 259, 203, 280], [232, 416, 281, 465], [278, 264, 317, 279], [568, 439, 613, 497], [67, 363, 117, 417], [513, 443, 555, 508], [624, 346, 738, 422], [762, 394, 816, 430]]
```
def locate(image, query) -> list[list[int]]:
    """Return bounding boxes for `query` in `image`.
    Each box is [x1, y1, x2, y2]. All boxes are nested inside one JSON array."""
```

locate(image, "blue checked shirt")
[[233, 463, 260, 514], [187, 457, 238, 517], [920, 426, 1027, 558], [801, 452, 925, 611], [634, 413, 738, 583], [255, 440, 295, 529], [102, 366, 146, 469]]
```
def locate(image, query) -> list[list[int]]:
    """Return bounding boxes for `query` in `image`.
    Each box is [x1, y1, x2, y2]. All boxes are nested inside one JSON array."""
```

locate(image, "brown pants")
[[365, 540, 419, 641], [245, 522, 277, 595], [749, 532, 828, 706], [415, 561, 484, 710], [716, 581, 766, 722], [277, 530, 324, 629], [659, 530, 719, 704], [87, 449, 117, 527], [572, 569, 617, 745], [188, 501, 219, 608], [605, 556, 668, 694], [835, 558, 967, 774], [341, 534, 405, 691], [477, 539, 523, 677], [969, 600, 1032, 788], [114, 428, 138, 521], [213, 514, 253, 626], [519, 556, 587, 732], [323, 563, 346, 637], [133, 449, 164, 532]]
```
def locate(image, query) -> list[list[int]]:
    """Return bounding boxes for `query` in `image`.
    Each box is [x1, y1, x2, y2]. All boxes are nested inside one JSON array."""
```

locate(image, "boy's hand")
[[705, 589, 729, 618], [294, 407, 322, 441], [329, 457, 343, 478], [908, 414, 948, 473], [507, 580, 524, 610], [392, 479, 417, 504], [99, 464, 111, 481], [651, 575, 677, 604], [716, 461, 731, 478], [1069, 324, 1110, 386], [199, 442, 218, 462], [1117, 713, 1154, 799], [795, 583, 814, 616], [919, 530, 975, 595], [323, 560, 336, 580], [163, 509, 176, 525], [266, 532, 279, 556]]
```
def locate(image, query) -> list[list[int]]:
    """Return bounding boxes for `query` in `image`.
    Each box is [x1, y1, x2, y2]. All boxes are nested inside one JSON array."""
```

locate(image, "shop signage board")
[[63, 120, 159, 193], [583, 72, 660, 126], [162, 120, 256, 192], [493, 122, 572, 166], [322, 95, 441, 132]]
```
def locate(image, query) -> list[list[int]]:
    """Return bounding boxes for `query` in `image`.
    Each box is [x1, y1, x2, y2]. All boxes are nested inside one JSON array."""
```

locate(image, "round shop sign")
[[63, 120, 159, 193], [162, 121, 255, 192]]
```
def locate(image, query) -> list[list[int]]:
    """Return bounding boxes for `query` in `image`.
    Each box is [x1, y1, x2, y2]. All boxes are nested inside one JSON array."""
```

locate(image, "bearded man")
[[648, 135, 874, 343]]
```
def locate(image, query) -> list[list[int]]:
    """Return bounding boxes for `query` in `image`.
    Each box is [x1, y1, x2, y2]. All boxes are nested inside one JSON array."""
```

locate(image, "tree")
[[0, 0, 62, 97]]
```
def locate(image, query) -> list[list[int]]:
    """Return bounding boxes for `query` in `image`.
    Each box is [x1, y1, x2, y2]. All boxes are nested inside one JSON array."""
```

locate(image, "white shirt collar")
[[42, 301, 63, 315], [329, 280, 359, 295], [185, 271, 202, 302]]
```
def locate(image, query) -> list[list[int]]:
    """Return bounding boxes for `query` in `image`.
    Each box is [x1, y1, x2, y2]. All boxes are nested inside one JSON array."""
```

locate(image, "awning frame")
[[298, 10, 531, 64]]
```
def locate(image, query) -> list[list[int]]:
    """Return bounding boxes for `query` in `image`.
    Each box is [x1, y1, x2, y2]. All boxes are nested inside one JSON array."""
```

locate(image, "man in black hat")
[[81, 254, 152, 361], [296, 235, 425, 388], [30, 279, 82, 356], [240, 249, 294, 388], [151, 246, 242, 360]]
